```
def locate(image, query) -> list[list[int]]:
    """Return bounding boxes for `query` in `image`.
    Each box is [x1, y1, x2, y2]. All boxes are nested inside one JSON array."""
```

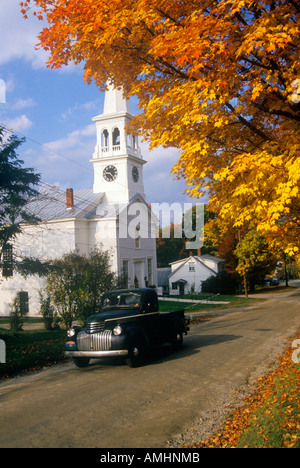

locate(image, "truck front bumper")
[[65, 349, 128, 358]]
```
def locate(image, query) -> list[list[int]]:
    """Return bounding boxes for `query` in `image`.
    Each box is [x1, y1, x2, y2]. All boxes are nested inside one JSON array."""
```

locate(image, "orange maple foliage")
[[21, 0, 300, 254]]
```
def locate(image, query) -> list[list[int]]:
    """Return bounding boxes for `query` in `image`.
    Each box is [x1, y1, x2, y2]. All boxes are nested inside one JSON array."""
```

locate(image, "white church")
[[0, 86, 158, 316]]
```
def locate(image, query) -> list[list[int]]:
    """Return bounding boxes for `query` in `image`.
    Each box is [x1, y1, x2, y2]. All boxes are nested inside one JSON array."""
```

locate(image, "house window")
[[2, 244, 13, 277], [172, 282, 178, 290], [147, 258, 153, 285], [189, 265, 195, 272], [18, 291, 29, 315]]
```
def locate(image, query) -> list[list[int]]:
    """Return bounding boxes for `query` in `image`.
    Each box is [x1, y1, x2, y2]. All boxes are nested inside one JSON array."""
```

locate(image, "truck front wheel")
[[126, 345, 144, 368], [73, 357, 90, 368]]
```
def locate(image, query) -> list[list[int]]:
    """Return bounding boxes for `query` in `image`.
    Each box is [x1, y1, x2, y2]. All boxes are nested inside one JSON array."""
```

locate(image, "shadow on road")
[[68, 332, 243, 371]]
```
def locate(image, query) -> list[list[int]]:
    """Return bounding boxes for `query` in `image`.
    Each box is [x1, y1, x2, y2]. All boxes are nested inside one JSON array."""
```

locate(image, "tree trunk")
[[244, 273, 248, 298]]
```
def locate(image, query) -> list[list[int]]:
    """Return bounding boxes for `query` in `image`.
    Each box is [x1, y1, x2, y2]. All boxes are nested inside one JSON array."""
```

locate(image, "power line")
[[0, 121, 169, 206], [1, 121, 194, 229]]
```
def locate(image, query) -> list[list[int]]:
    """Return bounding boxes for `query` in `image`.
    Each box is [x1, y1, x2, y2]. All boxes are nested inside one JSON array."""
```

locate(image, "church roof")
[[25, 186, 104, 222]]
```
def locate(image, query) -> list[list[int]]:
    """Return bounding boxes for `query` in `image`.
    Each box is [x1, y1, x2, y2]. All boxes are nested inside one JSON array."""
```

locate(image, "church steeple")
[[103, 85, 132, 115], [90, 84, 146, 202]]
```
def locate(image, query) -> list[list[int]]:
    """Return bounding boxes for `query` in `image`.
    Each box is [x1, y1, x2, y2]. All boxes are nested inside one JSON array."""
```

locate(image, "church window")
[[101, 129, 109, 153], [18, 291, 29, 315], [135, 226, 140, 249], [135, 235, 140, 249], [112, 127, 120, 150]]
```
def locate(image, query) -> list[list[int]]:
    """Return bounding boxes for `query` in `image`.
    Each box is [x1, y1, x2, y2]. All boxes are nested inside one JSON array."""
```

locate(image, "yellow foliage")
[[22, 0, 300, 253]]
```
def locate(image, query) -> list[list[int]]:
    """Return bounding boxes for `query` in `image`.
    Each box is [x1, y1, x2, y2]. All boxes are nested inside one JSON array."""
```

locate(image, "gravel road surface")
[[0, 283, 299, 448]]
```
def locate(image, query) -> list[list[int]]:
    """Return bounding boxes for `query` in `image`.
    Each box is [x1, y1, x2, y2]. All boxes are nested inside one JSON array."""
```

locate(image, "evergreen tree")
[[0, 126, 41, 275]]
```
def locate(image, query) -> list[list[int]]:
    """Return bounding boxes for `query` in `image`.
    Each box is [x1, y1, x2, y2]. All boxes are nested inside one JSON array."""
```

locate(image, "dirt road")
[[0, 284, 299, 448]]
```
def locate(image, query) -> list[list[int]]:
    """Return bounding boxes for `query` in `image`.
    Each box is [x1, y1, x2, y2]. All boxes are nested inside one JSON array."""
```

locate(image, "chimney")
[[66, 188, 74, 209], [197, 248, 201, 256]]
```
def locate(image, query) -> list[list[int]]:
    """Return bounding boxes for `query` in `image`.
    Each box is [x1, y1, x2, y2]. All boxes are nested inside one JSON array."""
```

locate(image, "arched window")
[[112, 127, 120, 150], [101, 129, 109, 153]]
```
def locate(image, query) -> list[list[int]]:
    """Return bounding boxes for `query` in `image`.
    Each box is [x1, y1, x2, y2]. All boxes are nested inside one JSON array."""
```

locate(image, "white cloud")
[[0, 0, 48, 68], [12, 97, 36, 110], [60, 102, 99, 122], [0, 0, 83, 72], [138, 140, 195, 205], [45, 125, 95, 153], [22, 125, 96, 188], [4, 114, 33, 132]]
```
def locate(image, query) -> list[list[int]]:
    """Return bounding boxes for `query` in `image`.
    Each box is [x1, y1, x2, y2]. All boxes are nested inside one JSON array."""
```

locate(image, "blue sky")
[[0, 0, 204, 209]]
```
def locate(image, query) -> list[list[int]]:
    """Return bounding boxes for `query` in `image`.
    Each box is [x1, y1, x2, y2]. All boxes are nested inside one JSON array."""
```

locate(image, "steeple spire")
[[103, 83, 131, 115]]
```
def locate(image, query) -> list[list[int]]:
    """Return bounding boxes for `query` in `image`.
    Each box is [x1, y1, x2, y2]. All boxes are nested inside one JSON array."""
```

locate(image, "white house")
[[0, 85, 157, 316], [168, 253, 225, 295]]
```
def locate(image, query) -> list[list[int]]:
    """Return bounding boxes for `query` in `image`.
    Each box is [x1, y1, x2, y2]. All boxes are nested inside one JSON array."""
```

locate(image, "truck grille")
[[86, 322, 105, 333], [77, 330, 112, 351]]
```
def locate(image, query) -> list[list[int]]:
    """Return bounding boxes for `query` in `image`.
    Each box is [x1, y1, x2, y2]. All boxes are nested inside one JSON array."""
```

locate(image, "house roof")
[[25, 186, 104, 222], [199, 254, 225, 263], [169, 254, 224, 278], [169, 253, 224, 266]]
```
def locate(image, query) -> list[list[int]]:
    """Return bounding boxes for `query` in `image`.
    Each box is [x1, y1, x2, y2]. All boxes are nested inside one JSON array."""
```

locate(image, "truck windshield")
[[101, 292, 141, 310]]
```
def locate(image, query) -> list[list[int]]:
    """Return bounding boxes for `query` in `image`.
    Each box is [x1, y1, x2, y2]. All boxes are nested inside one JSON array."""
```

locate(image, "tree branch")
[[225, 102, 271, 142]]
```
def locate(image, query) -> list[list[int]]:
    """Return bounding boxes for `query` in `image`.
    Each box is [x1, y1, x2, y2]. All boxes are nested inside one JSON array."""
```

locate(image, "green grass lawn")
[[159, 295, 261, 314]]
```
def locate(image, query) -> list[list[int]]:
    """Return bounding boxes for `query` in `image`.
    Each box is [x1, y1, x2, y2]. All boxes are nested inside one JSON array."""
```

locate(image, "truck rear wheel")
[[73, 357, 90, 368], [126, 345, 144, 368], [171, 331, 183, 350]]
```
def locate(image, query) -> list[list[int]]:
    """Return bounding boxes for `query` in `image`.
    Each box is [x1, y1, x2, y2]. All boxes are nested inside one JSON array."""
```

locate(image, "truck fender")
[[171, 316, 185, 334], [125, 326, 149, 350], [169, 317, 185, 350]]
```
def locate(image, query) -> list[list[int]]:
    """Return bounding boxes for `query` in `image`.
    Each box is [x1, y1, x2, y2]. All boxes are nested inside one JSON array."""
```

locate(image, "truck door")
[[140, 290, 160, 343]]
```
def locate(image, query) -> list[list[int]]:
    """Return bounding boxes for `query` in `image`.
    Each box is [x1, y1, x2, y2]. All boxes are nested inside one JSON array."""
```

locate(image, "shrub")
[[9, 292, 29, 332], [0, 329, 67, 379], [201, 272, 237, 295], [39, 291, 60, 330]]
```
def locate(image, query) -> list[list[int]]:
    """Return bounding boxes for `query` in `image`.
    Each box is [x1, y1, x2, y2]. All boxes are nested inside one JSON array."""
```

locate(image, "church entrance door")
[[133, 261, 144, 288]]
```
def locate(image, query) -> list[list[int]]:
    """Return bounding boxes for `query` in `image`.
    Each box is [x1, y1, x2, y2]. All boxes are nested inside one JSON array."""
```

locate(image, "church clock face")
[[103, 165, 118, 182], [132, 166, 139, 182]]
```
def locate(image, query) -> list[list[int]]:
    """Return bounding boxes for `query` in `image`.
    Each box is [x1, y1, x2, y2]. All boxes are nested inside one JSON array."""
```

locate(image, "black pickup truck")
[[65, 288, 190, 368]]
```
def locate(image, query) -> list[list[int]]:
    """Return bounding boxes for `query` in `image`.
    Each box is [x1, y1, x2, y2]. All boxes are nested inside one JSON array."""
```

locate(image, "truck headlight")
[[113, 325, 123, 336], [67, 328, 76, 338]]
